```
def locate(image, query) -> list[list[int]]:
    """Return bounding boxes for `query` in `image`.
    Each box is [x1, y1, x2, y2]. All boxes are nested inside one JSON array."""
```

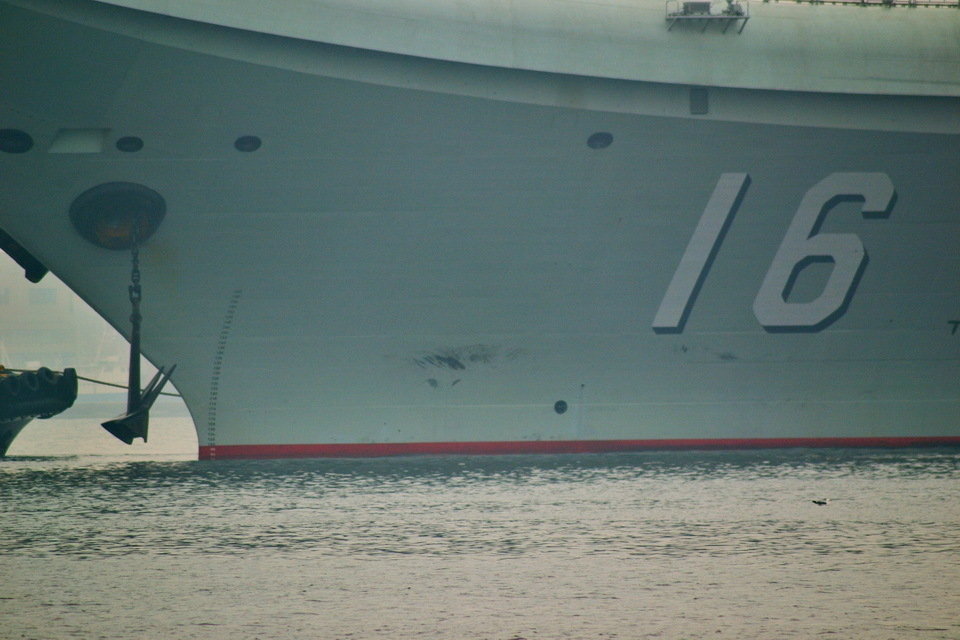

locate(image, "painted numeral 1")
[[652, 173, 751, 333]]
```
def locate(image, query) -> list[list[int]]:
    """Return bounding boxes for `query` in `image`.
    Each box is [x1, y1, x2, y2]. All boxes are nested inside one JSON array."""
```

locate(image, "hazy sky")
[[0, 256, 173, 395]]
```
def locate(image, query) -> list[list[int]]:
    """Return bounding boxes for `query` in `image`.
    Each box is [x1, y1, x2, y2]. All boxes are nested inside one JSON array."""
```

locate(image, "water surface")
[[3, 419, 959, 638]]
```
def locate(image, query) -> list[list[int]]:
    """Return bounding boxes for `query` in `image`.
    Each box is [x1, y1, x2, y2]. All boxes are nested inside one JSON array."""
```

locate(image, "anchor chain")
[[126, 229, 142, 411], [129, 230, 141, 317], [101, 221, 177, 445]]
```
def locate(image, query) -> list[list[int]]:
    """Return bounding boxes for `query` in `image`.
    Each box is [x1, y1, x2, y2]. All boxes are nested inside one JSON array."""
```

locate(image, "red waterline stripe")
[[198, 436, 960, 460]]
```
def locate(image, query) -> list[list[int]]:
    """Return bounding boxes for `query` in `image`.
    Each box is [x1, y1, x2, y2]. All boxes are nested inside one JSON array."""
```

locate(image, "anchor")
[[67, 182, 176, 444], [100, 222, 175, 445]]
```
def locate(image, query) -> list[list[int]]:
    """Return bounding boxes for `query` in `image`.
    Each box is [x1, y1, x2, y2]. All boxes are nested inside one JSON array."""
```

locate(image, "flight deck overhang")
[[10, 0, 958, 98]]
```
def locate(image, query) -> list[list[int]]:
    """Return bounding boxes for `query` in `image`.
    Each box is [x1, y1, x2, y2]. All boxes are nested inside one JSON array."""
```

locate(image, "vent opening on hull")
[[0, 129, 33, 154], [587, 132, 614, 149], [116, 136, 144, 153], [234, 135, 262, 152]]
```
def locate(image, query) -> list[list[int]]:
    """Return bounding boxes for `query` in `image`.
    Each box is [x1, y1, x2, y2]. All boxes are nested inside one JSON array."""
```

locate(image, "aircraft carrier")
[[0, 0, 957, 458]]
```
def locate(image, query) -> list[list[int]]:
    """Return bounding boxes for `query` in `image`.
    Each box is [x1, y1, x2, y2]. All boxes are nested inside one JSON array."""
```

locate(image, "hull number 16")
[[652, 173, 896, 333]]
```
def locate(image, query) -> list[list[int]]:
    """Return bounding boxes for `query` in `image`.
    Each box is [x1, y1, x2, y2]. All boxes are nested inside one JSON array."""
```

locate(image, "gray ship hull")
[[0, 0, 957, 458]]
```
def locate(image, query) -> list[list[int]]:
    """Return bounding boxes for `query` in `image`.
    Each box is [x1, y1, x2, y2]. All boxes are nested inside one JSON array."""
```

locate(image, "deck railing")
[[666, 0, 958, 25], [764, 0, 957, 6], [666, 0, 751, 32]]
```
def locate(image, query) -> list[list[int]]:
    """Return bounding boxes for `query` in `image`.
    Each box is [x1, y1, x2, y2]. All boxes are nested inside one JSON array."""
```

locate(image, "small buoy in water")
[[812, 499, 830, 506]]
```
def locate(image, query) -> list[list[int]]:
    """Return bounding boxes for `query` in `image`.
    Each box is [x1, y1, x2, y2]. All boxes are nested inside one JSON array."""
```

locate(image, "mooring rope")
[[0, 367, 182, 398]]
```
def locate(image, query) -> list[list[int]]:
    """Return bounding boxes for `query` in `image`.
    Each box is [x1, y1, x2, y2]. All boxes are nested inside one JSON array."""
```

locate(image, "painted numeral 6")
[[753, 173, 895, 331]]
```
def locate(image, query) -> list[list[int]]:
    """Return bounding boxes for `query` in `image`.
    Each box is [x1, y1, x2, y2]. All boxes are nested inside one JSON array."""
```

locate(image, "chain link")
[[129, 225, 142, 306]]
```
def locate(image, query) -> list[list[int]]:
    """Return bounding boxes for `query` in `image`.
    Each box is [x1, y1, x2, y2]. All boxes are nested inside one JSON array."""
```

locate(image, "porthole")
[[0, 129, 34, 154], [116, 136, 144, 152], [586, 132, 613, 149], [234, 135, 262, 152], [554, 400, 568, 415]]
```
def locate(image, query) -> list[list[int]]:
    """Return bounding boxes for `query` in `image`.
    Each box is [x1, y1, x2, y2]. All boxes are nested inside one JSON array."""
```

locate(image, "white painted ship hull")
[[1, 0, 958, 458]]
